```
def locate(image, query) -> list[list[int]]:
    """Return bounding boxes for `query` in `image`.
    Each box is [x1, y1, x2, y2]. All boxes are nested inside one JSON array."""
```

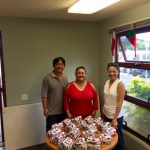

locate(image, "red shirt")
[[64, 82, 98, 118]]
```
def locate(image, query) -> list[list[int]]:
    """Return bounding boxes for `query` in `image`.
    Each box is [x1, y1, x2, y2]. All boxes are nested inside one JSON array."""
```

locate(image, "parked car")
[[132, 69, 150, 78], [141, 70, 150, 78], [132, 69, 143, 76]]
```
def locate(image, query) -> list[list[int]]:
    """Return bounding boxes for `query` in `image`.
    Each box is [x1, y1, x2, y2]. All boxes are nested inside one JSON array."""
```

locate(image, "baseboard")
[[123, 129, 150, 150]]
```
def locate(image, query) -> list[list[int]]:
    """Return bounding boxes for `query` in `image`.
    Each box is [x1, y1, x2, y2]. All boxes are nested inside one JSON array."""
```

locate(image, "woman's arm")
[[90, 83, 99, 118], [112, 81, 125, 128], [64, 84, 73, 119]]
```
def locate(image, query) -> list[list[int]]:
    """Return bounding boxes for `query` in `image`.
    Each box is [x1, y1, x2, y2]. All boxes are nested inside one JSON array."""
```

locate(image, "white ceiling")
[[0, 0, 149, 21]]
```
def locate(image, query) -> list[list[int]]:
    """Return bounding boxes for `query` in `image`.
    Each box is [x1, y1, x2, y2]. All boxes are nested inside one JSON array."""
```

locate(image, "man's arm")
[[42, 97, 48, 117]]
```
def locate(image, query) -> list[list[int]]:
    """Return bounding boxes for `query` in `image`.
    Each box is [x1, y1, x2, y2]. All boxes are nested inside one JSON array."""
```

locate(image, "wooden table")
[[46, 132, 118, 150]]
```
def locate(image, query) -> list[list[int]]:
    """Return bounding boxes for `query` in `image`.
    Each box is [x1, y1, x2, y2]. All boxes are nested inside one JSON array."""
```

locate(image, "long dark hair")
[[107, 62, 120, 78], [107, 63, 120, 72]]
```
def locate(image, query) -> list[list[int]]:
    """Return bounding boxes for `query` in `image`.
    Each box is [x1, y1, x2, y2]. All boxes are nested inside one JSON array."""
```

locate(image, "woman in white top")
[[103, 63, 125, 150]]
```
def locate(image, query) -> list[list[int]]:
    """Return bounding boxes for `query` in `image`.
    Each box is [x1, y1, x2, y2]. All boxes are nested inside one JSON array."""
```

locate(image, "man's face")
[[54, 60, 65, 73]]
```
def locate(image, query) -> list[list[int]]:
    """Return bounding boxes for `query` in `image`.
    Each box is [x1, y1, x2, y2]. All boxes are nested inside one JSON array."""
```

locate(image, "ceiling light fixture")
[[68, 0, 120, 14]]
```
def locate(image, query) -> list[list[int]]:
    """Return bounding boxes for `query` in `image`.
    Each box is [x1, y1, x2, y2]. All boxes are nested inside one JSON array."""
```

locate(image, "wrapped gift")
[[82, 130, 95, 138], [68, 127, 81, 139], [84, 116, 95, 124], [74, 137, 87, 150], [48, 128, 61, 138], [87, 123, 97, 133], [54, 131, 67, 144], [64, 122, 77, 132], [63, 118, 72, 127], [86, 136, 100, 145], [59, 137, 74, 150], [51, 122, 64, 129], [87, 143, 101, 150], [80, 120, 88, 129], [102, 122, 112, 128], [101, 134, 112, 145], [103, 127, 116, 136], [95, 117, 104, 129], [72, 116, 82, 125]]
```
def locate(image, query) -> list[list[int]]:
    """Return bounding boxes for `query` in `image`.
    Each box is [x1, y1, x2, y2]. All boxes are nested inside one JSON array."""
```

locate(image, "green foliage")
[[137, 39, 146, 50], [127, 76, 150, 100], [122, 37, 148, 50]]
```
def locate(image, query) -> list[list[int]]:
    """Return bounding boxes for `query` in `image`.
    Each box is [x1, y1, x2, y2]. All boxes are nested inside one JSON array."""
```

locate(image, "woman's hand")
[[91, 110, 96, 118], [112, 118, 118, 129], [67, 112, 73, 119]]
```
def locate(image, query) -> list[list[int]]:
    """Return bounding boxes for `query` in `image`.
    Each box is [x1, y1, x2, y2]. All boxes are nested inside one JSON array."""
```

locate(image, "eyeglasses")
[[107, 63, 120, 71], [107, 63, 118, 67]]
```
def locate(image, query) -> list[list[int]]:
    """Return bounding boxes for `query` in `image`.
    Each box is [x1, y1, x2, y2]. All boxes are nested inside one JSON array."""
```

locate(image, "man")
[[41, 57, 68, 131]]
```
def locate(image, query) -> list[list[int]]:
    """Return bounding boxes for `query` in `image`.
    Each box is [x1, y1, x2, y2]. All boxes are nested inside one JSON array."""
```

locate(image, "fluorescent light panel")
[[68, 0, 120, 14]]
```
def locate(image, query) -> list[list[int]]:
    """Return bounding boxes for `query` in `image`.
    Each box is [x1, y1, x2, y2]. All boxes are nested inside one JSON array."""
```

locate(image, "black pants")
[[46, 114, 66, 131], [104, 115, 125, 150]]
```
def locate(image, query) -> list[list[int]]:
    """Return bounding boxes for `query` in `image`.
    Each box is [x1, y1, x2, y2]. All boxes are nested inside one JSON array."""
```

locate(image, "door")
[[0, 31, 7, 146]]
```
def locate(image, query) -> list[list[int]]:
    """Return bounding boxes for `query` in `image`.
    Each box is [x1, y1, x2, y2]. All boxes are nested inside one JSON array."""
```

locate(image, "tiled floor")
[[19, 143, 50, 150], [0, 143, 50, 150]]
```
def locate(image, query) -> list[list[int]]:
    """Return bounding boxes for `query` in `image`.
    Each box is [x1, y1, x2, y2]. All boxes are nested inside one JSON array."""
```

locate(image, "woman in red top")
[[64, 66, 99, 119]]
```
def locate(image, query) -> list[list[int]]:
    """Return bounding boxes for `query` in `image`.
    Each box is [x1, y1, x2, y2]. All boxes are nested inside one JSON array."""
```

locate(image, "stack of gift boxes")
[[48, 116, 116, 150]]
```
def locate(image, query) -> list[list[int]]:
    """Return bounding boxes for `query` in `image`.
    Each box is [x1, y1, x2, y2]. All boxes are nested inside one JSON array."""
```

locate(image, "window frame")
[[116, 25, 150, 144], [116, 25, 150, 110]]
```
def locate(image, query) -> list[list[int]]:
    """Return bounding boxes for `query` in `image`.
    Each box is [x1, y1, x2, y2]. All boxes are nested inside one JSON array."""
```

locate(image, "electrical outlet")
[[21, 94, 28, 101]]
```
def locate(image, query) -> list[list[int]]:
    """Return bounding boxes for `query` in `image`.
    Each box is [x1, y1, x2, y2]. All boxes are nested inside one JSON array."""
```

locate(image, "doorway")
[[0, 31, 7, 147]]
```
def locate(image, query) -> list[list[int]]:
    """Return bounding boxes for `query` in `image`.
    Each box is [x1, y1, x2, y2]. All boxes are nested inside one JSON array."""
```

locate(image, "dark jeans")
[[104, 115, 125, 150], [46, 113, 66, 131]]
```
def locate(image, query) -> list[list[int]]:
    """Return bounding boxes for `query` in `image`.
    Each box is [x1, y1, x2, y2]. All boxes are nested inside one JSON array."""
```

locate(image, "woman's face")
[[107, 66, 119, 80], [75, 68, 86, 82]]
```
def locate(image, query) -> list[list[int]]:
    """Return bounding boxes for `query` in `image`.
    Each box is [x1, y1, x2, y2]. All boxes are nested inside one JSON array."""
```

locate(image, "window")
[[123, 101, 150, 138], [116, 26, 150, 144]]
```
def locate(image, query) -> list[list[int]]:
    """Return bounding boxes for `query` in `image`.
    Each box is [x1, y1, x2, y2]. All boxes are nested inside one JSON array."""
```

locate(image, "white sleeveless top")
[[103, 79, 123, 119]]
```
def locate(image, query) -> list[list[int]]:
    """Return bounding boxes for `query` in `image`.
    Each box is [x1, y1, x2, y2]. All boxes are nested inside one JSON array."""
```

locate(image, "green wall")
[[0, 18, 100, 106]]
